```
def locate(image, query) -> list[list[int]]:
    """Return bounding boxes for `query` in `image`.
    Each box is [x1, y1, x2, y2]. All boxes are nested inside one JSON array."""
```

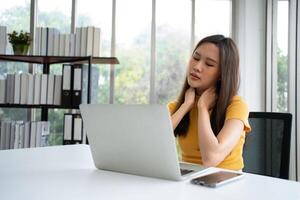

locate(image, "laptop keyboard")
[[180, 168, 194, 175]]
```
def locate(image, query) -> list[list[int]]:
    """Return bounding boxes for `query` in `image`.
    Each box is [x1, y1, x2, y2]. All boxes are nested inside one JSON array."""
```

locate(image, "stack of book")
[[0, 73, 62, 105], [0, 63, 88, 106], [0, 120, 50, 149], [34, 26, 101, 57]]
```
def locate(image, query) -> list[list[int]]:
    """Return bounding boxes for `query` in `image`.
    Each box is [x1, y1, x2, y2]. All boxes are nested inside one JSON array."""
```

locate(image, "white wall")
[[232, 0, 266, 111]]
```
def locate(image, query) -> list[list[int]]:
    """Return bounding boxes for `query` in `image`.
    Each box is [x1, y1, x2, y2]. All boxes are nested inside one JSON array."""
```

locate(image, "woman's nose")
[[193, 61, 203, 72]]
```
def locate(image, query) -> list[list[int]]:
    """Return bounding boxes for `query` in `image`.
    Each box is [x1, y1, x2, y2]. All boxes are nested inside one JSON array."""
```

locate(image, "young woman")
[[168, 34, 251, 171]]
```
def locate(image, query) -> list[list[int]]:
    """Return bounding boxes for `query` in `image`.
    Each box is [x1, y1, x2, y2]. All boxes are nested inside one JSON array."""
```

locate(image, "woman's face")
[[187, 42, 221, 94]]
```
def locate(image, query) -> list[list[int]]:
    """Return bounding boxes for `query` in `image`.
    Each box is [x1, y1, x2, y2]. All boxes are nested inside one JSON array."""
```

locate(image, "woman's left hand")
[[197, 87, 217, 111]]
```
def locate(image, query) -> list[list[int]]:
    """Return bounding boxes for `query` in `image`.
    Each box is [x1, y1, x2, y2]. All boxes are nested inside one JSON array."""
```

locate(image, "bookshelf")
[[0, 54, 119, 147], [0, 55, 119, 65], [0, 54, 119, 121]]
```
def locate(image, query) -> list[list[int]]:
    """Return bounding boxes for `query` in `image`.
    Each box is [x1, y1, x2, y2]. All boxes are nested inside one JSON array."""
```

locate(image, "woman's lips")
[[190, 73, 200, 80]]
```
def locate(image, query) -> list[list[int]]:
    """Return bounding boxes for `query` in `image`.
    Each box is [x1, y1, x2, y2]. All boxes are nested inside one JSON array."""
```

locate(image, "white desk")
[[0, 145, 299, 200]]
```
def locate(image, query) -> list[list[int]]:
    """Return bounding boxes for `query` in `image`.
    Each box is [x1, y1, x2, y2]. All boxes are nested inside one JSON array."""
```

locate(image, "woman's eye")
[[206, 63, 214, 67], [192, 54, 200, 61]]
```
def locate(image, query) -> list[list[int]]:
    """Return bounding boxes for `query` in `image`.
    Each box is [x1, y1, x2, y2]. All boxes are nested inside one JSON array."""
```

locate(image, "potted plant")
[[8, 30, 32, 55]]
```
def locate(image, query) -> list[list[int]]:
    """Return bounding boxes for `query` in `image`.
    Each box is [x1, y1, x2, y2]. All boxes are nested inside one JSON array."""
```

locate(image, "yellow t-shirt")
[[168, 95, 251, 171]]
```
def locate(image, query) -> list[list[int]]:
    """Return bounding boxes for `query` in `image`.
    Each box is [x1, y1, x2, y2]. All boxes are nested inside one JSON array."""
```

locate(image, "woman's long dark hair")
[[174, 34, 240, 137]]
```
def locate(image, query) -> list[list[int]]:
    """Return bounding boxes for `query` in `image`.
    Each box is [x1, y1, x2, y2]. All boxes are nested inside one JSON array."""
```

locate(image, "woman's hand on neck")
[[183, 87, 196, 111], [197, 87, 217, 111]]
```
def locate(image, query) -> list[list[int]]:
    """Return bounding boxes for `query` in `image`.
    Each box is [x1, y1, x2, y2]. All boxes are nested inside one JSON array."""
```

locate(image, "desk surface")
[[0, 144, 299, 200]]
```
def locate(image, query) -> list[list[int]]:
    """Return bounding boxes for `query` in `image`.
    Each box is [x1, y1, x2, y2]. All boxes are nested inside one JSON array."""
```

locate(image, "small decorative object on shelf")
[[8, 30, 32, 55]]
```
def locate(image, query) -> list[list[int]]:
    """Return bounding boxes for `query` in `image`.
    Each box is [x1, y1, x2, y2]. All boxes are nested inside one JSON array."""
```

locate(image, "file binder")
[[30, 121, 37, 148], [14, 74, 21, 104], [61, 64, 72, 106], [27, 74, 34, 104], [53, 75, 62, 105], [73, 114, 83, 143], [20, 73, 28, 104], [63, 114, 73, 145], [40, 74, 48, 105], [5, 122, 12, 149], [47, 74, 55, 105], [24, 122, 30, 148], [0, 121, 6, 150], [63, 113, 84, 144], [0, 79, 5, 103], [72, 64, 82, 106], [33, 74, 41, 105]]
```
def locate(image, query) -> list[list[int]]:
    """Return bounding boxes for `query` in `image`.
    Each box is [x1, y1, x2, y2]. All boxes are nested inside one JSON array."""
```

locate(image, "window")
[[0, 0, 30, 121], [155, 0, 191, 104], [276, 0, 289, 112], [37, 0, 72, 33], [195, 0, 232, 41], [76, 0, 112, 104], [0, 0, 30, 32], [115, 0, 151, 104], [0, 0, 30, 54], [0, 0, 233, 145]]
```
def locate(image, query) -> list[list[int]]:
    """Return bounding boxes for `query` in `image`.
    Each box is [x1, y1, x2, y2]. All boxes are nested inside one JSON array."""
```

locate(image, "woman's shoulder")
[[227, 95, 249, 113], [231, 95, 246, 103], [229, 95, 248, 107]]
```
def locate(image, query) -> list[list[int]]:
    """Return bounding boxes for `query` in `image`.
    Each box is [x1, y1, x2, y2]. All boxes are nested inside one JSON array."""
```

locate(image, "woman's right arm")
[[171, 87, 195, 130]]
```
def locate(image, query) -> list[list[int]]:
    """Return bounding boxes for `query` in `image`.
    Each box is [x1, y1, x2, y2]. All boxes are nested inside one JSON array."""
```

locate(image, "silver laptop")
[[79, 104, 208, 181]]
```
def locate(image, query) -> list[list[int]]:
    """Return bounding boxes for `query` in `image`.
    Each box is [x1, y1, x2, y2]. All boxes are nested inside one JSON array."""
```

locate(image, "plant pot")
[[12, 43, 30, 55]]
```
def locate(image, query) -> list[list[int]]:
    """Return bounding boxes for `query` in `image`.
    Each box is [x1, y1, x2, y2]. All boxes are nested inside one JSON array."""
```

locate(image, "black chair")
[[243, 112, 292, 179]]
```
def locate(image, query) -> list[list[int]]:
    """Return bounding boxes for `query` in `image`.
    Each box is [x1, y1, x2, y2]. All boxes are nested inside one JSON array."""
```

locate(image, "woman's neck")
[[196, 88, 203, 96]]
